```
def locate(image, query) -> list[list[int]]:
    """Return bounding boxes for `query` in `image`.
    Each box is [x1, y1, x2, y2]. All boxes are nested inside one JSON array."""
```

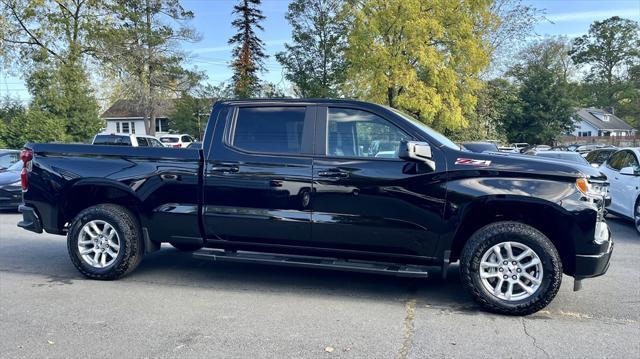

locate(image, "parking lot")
[[0, 212, 638, 358]]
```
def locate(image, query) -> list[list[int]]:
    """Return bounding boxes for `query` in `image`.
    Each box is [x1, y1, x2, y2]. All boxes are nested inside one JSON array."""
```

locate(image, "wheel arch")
[[449, 197, 576, 275], [59, 179, 144, 231]]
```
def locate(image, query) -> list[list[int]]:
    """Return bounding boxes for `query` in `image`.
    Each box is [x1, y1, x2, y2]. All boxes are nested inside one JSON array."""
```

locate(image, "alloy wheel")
[[77, 220, 121, 268], [479, 241, 544, 301]]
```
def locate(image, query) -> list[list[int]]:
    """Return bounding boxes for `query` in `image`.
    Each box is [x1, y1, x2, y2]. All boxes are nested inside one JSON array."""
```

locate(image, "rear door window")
[[231, 107, 306, 154]]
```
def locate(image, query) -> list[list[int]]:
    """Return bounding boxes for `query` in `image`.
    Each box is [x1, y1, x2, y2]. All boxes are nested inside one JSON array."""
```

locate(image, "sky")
[[1, 0, 640, 104]]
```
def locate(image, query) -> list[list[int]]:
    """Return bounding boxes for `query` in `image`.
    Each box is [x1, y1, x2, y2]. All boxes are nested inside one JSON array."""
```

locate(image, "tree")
[[0, 0, 104, 142], [500, 38, 575, 144], [570, 17, 640, 129], [343, 0, 493, 131], [229, 0, 268, 98], [99, 0, 200, 135], [447, 79, 517, 142], [482, 0, 546, 78], [571, 17, 640, 88], [276, 0, 348, 98], [169, 82, 231, 139]]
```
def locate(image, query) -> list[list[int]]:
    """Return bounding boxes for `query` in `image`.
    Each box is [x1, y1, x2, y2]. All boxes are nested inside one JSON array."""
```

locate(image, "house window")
[[130, 122, 135, 134], [116, 122, 120, 133], [155, 118, 169, 133], [122, 122, 130, 133]]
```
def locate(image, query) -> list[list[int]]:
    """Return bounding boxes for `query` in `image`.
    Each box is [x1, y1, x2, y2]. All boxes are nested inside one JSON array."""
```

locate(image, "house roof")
[[101, 99, 176, 119], [575, 108, 634, 131]]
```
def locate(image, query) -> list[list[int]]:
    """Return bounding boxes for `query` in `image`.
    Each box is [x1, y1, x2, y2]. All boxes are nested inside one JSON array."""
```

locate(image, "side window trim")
[[224, 105, 315, 156], [318, 106, 412, 161]]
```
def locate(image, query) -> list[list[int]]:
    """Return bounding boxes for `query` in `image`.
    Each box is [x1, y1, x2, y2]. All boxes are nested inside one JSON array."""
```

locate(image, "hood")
[[0, 170, 21, 186], [451, 150, 606, 181]]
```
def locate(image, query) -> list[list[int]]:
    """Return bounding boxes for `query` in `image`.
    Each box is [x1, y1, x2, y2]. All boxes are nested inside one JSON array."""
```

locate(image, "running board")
[[193, 249, 429, 278]]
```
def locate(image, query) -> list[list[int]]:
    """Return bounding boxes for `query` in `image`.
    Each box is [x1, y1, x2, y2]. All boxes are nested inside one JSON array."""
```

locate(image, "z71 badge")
[[455, 158, 492, 166]]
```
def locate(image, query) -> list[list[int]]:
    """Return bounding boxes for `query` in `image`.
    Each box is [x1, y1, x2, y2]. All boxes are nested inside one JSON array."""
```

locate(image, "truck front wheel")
[[67, 204, 144, 280], [460, 221, 562, 315]]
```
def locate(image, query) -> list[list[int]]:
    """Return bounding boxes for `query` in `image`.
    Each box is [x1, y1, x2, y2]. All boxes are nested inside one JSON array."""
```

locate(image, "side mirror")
[[399, 140, 435, 170], [620, 166, 638, 176], [399, 141, 432, 161]]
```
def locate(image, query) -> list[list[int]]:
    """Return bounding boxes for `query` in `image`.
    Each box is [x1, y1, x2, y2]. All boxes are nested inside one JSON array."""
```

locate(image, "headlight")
[[576, 178, 608, 198]]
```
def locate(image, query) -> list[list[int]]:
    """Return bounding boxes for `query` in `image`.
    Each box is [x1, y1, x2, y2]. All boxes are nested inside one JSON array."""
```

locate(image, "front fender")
[[442, 175, 600, 276]]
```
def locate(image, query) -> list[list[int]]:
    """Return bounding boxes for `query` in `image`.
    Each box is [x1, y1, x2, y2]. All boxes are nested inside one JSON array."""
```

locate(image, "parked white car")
[[158, 134, 195, 148], [92, 133, 165, 147], [599, 148, 640, 233]]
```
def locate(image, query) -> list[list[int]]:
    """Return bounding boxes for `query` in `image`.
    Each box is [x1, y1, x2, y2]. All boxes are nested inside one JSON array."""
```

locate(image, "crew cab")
[[17, 99, 613, 315]]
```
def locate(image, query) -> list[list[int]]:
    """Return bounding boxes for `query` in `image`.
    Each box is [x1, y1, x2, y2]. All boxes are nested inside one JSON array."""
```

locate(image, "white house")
[[101, 100, 175, 136], [571, 108, 636, 137]]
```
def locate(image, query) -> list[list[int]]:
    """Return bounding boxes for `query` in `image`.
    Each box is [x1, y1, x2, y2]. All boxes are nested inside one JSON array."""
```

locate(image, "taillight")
[[20, 149, 33, 192], [173, 144, 182, 148], [21, 167, 28, 191], [20, 149, 33, 163]]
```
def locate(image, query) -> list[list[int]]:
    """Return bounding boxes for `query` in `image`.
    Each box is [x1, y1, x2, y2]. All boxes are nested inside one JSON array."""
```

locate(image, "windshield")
[[388, 108, 460, 150], [7, 160, 23, 171], [160, 137, 179, 143], [0, 152, 19, 169]]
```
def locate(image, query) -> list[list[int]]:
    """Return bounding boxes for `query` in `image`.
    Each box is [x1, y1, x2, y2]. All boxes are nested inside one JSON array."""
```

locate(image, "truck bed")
[[23, 143, 202, 244]]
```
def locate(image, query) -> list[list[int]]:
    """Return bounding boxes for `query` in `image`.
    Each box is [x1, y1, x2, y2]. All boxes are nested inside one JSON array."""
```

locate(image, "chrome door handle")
[[211, 165, 239, 173]]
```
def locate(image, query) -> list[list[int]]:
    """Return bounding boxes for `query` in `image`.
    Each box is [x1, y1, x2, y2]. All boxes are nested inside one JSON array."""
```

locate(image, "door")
[[311, 107, 447, 258], [203, 105, 315, 247], [604, 150, 639, 217]]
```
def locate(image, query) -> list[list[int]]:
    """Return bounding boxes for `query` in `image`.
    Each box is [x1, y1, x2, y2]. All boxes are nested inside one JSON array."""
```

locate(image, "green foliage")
[[446, 79, 516, 142], [26, 63, 102, 142], [0, 97, 26, 148], [500, 39, 575, 145], [98, 0, 200, 135], [343, 0, 493, 132], [569, 17, 640, 129], [229, 0, 268, 98], [169, 83, 230, 139], [0, 107, 69, 149], [276, 0, 348, 98], [1, 0, 104, 143], [570, 17, 640, 87]]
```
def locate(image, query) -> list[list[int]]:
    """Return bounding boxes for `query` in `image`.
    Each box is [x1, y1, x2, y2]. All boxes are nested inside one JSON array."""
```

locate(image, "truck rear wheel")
[[460, 221, 562, 315], [67, 204, 144, 280]]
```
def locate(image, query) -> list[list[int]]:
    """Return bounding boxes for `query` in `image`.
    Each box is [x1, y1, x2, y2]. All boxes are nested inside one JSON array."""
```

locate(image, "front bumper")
[[574, 222, 613, 279], [17, 204, 43, 233]]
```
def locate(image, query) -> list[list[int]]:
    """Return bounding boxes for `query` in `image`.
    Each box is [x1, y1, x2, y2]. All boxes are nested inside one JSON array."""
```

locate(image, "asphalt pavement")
[[0, 213, 638, 358]]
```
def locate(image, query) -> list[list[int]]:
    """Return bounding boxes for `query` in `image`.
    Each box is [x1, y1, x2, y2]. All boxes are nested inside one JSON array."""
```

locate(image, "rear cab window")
[[230, 106, 308, 155], [160, 137, 179, 143], [93, 135, 132, 146]]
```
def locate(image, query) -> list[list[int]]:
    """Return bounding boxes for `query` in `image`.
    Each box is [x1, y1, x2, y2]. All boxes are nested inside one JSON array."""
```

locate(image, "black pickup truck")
[[17, 99, 613, 315]]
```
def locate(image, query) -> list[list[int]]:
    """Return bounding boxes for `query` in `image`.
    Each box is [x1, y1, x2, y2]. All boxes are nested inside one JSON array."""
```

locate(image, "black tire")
[[67, 204, 144, 280], [170, 243, 203, 252], [460, 221, 562, 316]]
